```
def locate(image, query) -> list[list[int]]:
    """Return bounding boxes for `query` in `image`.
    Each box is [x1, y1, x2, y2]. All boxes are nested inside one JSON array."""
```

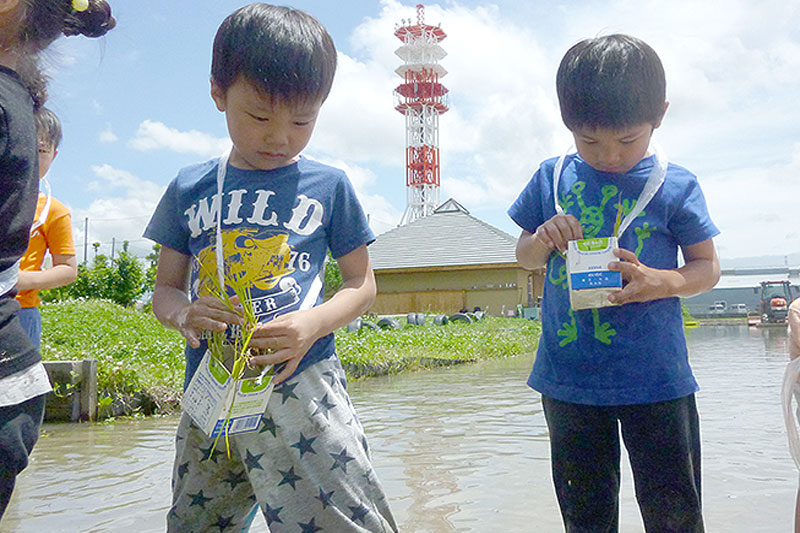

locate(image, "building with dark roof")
[[367, 199, 544, 316]]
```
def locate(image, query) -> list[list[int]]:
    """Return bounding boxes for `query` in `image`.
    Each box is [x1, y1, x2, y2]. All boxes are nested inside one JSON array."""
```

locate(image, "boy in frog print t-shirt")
[[508, 35, 720, 532]]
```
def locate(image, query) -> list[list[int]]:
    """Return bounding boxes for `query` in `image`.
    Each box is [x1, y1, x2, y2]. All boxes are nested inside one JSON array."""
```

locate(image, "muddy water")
[[2, 325, 796, 532]]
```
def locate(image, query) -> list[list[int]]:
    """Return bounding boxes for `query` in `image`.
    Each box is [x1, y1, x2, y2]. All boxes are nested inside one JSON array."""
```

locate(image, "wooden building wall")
[[370, 264, 543, 316]]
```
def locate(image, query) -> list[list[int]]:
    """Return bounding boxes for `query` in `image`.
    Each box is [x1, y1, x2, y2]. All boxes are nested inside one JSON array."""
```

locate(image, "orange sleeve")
[[42, 198, 76, 256]]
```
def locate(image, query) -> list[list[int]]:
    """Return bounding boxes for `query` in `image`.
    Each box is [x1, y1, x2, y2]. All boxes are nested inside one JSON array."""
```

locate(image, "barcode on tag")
[[230, 415, 261, 434]]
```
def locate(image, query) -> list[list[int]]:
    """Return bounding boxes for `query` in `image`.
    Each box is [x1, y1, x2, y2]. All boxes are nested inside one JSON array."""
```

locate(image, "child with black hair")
[[145, 4, 396, 531], [16, 107, 78, 349], [509, 34, 720, 531], [0, 0, 114, 520]]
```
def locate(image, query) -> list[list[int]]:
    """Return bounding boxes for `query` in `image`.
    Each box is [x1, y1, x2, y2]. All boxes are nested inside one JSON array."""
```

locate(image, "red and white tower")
[[394, 4, 449, 226]]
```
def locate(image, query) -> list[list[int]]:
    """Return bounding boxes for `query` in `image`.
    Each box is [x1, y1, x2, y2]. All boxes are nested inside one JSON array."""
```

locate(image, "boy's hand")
[[535, 213, 583, 253], [248, 309, 321, 385], [607, 248, 670, 304], [174, 295, 242, 348]]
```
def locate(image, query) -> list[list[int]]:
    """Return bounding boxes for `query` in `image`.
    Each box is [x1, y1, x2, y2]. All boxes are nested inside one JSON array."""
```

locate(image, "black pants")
[[0, 394, 45, 519], [542, 394, 704, 533]]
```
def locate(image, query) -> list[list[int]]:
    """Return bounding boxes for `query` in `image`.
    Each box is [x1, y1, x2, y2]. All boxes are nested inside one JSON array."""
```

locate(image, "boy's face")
[[571, 122, 658, 174], [37, 139, 57, 180], [211, 77, 321, 171]]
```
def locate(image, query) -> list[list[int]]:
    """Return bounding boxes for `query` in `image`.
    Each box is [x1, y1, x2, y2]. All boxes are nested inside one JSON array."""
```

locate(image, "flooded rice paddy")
[[2, 324, 796, 532]]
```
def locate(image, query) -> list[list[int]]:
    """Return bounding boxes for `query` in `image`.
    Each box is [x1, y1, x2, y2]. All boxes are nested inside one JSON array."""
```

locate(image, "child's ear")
[[209, 77, 226, 112]]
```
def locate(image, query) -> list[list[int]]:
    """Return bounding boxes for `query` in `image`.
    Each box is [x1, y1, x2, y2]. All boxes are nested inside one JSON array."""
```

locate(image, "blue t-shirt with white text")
[[144, 157, 374, 389]]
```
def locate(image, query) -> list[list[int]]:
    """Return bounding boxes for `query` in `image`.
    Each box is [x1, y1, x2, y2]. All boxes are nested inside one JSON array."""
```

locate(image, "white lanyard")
[[215, 152, 231, 290], [30, 177, 52, 235], [553, 142, 668, 239]]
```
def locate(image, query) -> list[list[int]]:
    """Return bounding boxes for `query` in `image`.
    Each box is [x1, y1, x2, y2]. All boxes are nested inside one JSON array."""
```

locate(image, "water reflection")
[[2, 325, 796, 532]]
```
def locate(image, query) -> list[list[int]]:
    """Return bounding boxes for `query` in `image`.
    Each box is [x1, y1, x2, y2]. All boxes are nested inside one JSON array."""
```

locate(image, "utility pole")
[[83, 217, 88, 264]]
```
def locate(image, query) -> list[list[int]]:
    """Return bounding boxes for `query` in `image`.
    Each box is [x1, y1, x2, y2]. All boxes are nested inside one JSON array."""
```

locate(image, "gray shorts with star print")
[[167, 356, 397, 532]]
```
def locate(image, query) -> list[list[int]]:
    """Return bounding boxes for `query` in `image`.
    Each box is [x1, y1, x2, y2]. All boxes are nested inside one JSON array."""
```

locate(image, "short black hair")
[[211, 3, 337, 105], [34, 107, 62, 149], [556, 34, 666, 131]]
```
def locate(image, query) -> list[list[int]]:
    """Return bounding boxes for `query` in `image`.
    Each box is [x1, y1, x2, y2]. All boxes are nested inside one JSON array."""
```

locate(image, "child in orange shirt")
[[15, 107, 78, 349]]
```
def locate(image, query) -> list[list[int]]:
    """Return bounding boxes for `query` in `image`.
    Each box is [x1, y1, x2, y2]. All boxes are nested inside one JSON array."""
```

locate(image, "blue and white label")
[[570, 270, 622, 290]]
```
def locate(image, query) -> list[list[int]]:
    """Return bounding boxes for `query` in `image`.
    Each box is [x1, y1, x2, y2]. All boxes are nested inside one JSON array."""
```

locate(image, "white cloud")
[[99, 124, 118, 143], [74, 165, 165, 258], [86, 164, 162, 198], [129, 120, 230, 158], [311, 47, 405, 165], [703, 142, 800, 258]]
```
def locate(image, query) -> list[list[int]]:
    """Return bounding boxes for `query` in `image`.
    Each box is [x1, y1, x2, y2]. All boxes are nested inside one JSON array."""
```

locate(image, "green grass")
[[336, 315, 540, 375], [41, 299, 185, 399], [39, 300, 541, 415]]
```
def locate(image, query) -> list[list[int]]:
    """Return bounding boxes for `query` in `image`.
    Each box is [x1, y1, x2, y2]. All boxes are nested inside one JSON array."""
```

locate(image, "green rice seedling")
[[197, 258, 271, 458], [613, 191, 624, 237]]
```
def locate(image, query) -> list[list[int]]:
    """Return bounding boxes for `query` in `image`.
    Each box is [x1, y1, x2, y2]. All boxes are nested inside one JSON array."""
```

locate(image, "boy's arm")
[[516, 230, 553, 270], [249, 244, 375, 384], [16, 254, 77, 290], [608, 238, 720, 305], [151, 246, 241, 348]]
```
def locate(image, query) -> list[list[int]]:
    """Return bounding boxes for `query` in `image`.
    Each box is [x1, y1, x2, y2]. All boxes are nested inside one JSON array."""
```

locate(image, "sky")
[[36, 0, 800, 265]]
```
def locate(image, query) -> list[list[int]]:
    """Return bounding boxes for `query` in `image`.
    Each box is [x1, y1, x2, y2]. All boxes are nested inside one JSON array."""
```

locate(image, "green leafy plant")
[[52, 370, 80, 398], [336, 315, 540, 374], [197, 258, 271, 458], [40, 299, 185, 415], [41, 241, 146, 307], [97, 395, 114, 418]]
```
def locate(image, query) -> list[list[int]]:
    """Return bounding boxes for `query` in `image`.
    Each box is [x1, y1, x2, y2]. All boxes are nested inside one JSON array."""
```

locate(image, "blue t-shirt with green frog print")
[[508, 153, 719, 405]]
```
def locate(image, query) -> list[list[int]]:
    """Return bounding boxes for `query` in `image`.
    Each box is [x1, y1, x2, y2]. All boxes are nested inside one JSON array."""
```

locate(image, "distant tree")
[[41, 241, 146, 307], [323, 252, 342, 299], [109, 242, 146, 307], [144, 243, 161, 292]]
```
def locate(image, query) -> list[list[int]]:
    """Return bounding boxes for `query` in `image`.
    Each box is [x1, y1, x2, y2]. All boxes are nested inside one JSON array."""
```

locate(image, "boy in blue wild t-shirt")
[[144, 4, 396, 532], [508, 35, 720, 531]]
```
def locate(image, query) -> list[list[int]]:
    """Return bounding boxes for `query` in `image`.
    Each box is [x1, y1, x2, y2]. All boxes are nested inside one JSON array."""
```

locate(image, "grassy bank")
[[40, 299, 541, 417], [337, 315, 540, 377]]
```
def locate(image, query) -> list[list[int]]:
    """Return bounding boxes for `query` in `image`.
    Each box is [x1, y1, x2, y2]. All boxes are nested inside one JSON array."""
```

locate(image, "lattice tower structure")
[[394, 4, 449, 226]]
